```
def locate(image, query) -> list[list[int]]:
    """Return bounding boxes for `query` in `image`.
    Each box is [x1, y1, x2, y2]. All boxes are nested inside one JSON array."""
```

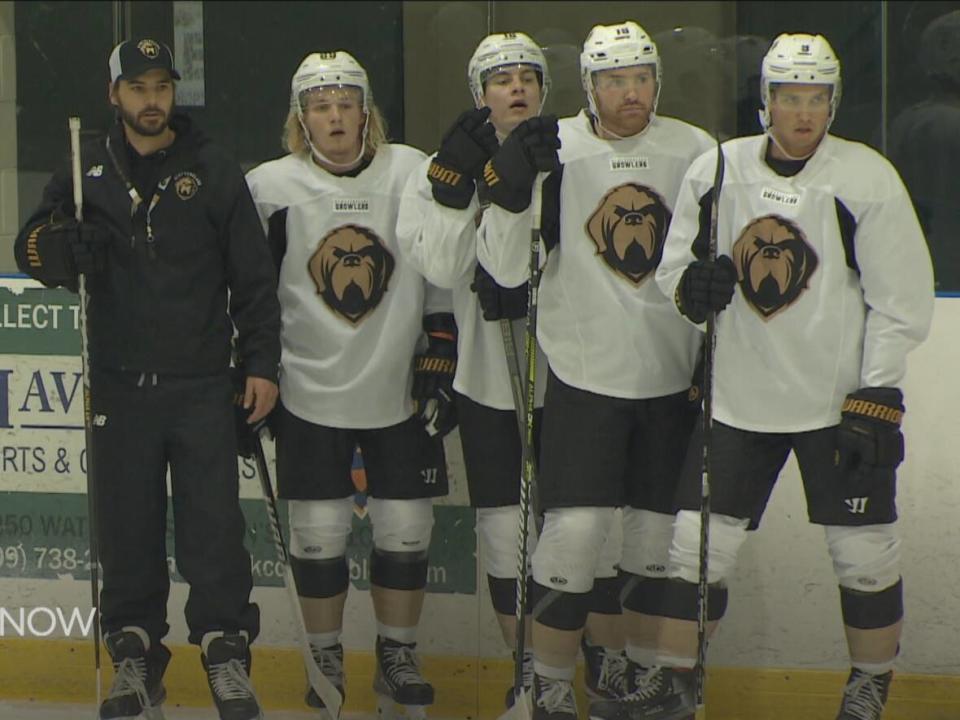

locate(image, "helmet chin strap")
[[587, 82, 656, 141], [298, 110, 370, 170], [593, 113, 656, 141], [764, 126, 822, 162]]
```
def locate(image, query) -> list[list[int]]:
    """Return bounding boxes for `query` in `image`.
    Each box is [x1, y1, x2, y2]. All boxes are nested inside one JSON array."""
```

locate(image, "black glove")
[[676, 255, 737, 324], [412, 313, 458, 437], [485, 115, 561, 213], [232, 367, 269, 459], [470, 263, 528, 321], [36, 219, 110, 277], [837, 387, 905, 474], [428, 107, 498, 209]]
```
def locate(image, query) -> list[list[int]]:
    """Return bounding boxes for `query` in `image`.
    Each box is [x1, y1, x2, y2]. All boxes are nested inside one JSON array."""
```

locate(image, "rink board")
[[1, 637, 959, 719]]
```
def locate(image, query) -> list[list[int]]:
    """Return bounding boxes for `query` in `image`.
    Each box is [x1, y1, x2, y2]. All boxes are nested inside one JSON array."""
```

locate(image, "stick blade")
[[496, 687, 532, 720]]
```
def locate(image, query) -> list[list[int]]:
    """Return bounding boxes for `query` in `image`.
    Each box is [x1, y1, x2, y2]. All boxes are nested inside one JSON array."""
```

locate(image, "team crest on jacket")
[[732, 214, 818, 320], [308, 224, 395, 325], [585, 183, 671, 285], [174, 172, 201, 200]]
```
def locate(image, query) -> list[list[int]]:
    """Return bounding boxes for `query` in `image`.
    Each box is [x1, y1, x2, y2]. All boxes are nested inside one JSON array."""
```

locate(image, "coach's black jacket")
[[14, 114, 281, 382]]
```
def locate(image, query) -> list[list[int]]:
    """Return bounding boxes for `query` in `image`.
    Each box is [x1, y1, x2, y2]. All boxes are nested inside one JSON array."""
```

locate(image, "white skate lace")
[[536, 677, 577, 715], [597, 652, 628, 696], [312, 645, 345, 684], [383, 643, 427, 687], [623, 665, 666, 702], [108, 656, 152, 706], [208, 658, 258, 702], [522, 651, 535, 691], [841, 672, 885, 720]]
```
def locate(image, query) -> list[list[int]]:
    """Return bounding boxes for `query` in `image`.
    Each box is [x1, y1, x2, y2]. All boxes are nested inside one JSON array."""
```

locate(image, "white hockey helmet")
[[580, 21, 661, 116], [759, 33, 841, 130], [467, 32, 550, 108], [291, 51, 371, 113]]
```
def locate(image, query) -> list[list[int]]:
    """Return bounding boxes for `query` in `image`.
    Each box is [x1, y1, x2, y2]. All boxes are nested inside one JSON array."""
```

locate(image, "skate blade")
[[376, 693, 429, 720], [587, 694, 687, 720], [496, 687, 532, 720]]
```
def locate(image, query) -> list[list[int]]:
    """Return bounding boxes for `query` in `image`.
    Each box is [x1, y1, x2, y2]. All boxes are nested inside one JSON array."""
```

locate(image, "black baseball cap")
[[108, 38, 181, 83]]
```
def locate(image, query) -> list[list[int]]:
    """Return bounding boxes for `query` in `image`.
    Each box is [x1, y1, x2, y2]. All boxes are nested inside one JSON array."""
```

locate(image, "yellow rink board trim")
[[1, 638, 958, 719]]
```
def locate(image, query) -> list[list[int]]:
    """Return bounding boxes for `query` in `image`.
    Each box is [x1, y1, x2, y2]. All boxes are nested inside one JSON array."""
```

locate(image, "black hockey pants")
[[90, 369, 259, 647]]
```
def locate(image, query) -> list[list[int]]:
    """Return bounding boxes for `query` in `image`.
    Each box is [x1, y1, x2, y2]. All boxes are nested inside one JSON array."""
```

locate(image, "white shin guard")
[[668, 509, 749, 584], [825, 523, 902, 592], [532, 507, 616, 593], [288, 497, 354, 560], [619, 508, 675, 578], [367, 497, 435, 553]]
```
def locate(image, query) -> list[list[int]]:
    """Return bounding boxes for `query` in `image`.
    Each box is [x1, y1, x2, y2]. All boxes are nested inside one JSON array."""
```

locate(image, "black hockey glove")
[[837, 387, 905, 474], [470, 262, 528, 321], [484, 115, 561, 213], [30, 218, 110, 279], [412, 313, 458, 438], [675, 255, 737, 324], [428, 107, 499, 210]]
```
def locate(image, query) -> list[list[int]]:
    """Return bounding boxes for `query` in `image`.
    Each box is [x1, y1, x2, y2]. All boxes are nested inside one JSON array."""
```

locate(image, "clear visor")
[[480, 63, 543, 90], [590, 63, 657, 90], [298, 84, 364, 111]]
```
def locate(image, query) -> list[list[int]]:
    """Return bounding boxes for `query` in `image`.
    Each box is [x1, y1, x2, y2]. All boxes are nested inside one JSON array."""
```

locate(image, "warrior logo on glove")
[[586, 183, 671, 285], [732, 214, 818, 319], [308, 224, 395, 325]]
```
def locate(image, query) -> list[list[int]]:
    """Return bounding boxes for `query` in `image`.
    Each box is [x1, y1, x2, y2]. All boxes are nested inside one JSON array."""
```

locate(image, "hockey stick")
[[250, 432, 344, 719], [70, 116, 102, 713], [695, 139, 725, 720], [500, 172, 546, 720]]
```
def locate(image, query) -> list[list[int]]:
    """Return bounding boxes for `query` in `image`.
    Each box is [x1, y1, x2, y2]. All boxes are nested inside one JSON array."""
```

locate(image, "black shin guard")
[[840, 578, 904, 629], [590, 575, 625, 615], [659, 577, 728, 622], [530, 580, 591, 631], [370, 548, 429, 591], [488, 574, 535, 616], [620, 572, 669, 615], [290, 556, 349, 599]]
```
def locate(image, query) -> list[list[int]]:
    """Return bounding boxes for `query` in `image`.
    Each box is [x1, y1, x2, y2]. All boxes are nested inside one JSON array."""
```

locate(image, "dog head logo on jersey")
[[586, 183, 671, 285], [732, 214, 818, 319], [308, 224, 395, 325]]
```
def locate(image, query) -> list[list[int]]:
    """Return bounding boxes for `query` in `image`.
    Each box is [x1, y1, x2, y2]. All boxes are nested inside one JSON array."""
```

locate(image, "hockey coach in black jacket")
[[14, 38, 280, 720]]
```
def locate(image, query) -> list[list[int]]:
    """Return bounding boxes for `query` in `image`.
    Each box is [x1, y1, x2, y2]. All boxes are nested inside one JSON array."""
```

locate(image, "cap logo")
[[137, 39, 161, 59]]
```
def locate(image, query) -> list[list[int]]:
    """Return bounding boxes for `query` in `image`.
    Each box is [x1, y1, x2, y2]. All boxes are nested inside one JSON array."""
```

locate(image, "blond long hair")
[[282, 100, 388, 161]]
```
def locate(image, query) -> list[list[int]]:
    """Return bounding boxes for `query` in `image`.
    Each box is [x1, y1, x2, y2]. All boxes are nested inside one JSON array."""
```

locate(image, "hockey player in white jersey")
[[651, 34, 934, 720], [478, 22, 714, 720], [398, 31, 547, 707], [397, 31, 630, 707], [245, 51, 456, 719]]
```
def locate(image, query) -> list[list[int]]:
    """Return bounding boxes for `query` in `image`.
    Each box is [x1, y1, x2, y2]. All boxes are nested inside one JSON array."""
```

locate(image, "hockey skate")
[[305, 642, 346, 718], [587, 665, 695, 720], [581, 638, 629, 700], [505, 650, 535, 708], [836, 669, 892, 720], [201, 632, 262, 720], [373, 636, 434, 719], [100, 627, 170, 720], [531, 672, 578, 720]]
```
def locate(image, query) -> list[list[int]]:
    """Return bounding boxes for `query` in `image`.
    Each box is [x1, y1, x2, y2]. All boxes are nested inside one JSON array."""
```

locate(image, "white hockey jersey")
[[246, 144, 450, 429], [396, 154, 547, 411], [479, 110, 713, 400], [656, 134, 935, 432]]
